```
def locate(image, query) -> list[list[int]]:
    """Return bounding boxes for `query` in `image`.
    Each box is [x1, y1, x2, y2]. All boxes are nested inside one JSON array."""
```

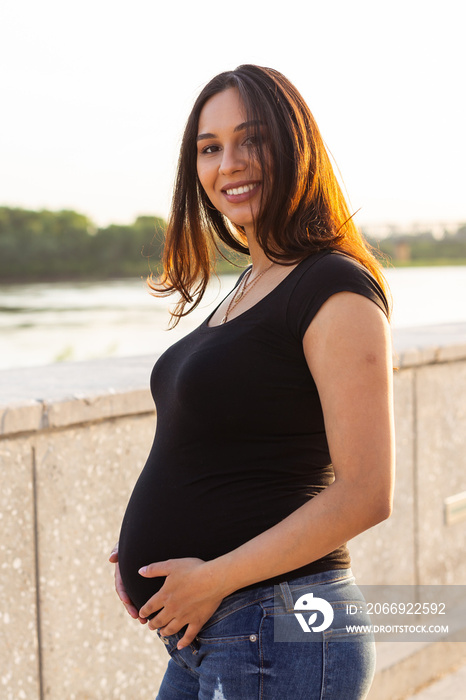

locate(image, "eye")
[[243, 134, 258, 147], [200, 144, 220, 155]]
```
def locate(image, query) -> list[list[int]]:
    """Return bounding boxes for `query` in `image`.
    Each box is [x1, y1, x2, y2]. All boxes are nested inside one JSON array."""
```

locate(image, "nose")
[[219, 145, 246, 175]]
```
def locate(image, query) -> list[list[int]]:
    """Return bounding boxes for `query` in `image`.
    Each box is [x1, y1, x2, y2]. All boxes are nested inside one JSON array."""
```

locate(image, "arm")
[[139, 292, 395, 646]]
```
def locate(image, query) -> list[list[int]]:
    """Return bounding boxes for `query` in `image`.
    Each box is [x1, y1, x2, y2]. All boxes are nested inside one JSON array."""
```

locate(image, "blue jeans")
[[155, 569, 375, 699]]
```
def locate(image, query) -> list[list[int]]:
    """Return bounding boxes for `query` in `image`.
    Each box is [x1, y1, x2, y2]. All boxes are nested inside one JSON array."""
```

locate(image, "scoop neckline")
[[201, 251, 328, 331]]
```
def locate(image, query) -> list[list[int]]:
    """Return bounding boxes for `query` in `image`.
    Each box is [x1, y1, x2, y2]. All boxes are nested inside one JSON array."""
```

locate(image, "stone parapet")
[[1, 331, 466, 699], [0, 355, 156, 437]]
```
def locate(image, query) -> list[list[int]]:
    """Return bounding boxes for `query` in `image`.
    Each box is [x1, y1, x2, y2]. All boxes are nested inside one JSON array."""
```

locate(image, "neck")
[[244, 228, 274, 273]]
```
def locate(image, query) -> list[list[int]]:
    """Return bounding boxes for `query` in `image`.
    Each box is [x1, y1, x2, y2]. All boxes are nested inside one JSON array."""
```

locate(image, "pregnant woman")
[[110, 64, 395, 699]]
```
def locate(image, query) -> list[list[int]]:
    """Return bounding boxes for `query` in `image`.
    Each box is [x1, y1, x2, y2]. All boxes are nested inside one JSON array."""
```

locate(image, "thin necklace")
[[221, 262, 274, 324]]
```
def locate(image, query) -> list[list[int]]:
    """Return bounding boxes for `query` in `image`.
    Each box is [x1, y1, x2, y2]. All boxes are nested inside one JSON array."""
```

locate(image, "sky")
[[1, 0, 465, 230]]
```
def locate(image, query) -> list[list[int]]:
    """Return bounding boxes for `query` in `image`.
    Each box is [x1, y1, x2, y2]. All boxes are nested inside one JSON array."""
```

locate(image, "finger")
[[108, 543, 119, 562], [177, 623, 199, 650], [146, 608, 173, 631], [138, 561, 171, 578], [114, 565, 132, 605], [123, 601, 147, 624], [156, 618, 182, 636], [109, 555, 147, 624], [139, 593, 164, 620], [116, 579, 132, 605], [124, 602, 141, 619]]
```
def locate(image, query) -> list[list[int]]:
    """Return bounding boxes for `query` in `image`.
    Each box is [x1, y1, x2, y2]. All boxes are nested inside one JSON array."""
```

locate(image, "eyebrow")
[[196, 120, 263, 142]]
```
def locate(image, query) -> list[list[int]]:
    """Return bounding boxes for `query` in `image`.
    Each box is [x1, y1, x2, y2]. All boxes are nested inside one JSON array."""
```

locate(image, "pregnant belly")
[[118, 504, 168, 613], [117, 475, 232, 612], [117, 454, 315, 612], [117, 476, 266, 612]]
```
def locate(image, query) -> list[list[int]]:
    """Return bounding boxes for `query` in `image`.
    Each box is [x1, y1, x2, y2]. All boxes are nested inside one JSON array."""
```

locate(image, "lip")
[[221, 180, 261, 204]]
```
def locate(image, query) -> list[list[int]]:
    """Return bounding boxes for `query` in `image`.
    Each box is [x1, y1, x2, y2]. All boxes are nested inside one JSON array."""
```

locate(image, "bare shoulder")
[[303, 291, 391, 375]]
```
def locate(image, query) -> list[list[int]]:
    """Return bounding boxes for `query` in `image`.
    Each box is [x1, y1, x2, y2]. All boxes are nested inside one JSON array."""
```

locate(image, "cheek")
[[196, 161, 208, 190], [196, 164, 217, 200]]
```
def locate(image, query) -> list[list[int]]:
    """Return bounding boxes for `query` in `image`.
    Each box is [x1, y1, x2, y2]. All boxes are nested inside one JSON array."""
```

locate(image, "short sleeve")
[[287, 251, 389, 341]]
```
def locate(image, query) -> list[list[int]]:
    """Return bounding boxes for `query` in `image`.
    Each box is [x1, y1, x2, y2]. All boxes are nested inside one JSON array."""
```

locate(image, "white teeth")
[[225, 183, 257, 196]]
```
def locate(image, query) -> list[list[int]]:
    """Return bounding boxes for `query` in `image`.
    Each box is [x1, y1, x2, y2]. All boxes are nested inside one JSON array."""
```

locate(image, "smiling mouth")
[[224, 182, 259, 196]]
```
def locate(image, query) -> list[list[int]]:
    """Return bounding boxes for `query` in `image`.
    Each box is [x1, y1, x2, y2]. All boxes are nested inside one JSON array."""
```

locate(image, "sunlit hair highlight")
[[149, 64, 390, 325]]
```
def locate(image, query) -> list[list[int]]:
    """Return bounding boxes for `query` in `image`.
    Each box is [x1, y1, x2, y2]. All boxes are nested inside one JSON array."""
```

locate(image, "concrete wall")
[[1, 341, 466, 699], [350, 342, 466, 589]]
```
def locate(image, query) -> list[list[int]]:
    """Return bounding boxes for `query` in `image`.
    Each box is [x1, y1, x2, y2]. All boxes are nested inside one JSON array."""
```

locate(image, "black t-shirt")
[[118, 250, 389, 611]]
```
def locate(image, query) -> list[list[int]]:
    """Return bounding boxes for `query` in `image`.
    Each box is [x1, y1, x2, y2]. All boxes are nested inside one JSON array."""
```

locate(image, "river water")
[[1, 266, 466, 370]]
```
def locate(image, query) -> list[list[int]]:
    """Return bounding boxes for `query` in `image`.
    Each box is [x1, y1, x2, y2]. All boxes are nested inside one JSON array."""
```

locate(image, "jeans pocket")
[[321, 627, 376, 699], [197, 602, 264, 644]]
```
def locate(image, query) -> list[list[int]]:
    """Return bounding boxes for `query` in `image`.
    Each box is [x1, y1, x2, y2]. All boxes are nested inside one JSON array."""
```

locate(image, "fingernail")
[[138, 566, 147, 574], [177, 643, 184, 650]]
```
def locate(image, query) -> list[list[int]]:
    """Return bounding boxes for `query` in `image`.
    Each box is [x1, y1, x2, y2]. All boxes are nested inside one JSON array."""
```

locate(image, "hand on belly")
[[138, 557, 226, 649]]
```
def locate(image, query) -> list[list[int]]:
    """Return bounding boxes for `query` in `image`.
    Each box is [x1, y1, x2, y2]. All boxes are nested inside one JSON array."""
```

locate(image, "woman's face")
[[196, 87, 266, 236]]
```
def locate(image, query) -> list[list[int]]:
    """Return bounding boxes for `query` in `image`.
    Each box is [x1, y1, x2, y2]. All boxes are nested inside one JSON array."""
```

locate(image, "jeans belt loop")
[[279, 581, 295, 612]]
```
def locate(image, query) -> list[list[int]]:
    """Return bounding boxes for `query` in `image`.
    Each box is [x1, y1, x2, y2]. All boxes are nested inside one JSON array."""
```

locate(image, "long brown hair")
[[149, 64, 389, 324]]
